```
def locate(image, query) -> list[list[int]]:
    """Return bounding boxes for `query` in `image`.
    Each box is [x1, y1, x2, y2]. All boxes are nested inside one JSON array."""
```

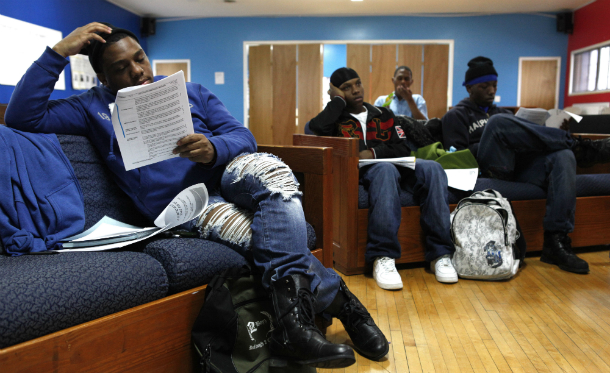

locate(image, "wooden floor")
[[319, 249, 610, 373]]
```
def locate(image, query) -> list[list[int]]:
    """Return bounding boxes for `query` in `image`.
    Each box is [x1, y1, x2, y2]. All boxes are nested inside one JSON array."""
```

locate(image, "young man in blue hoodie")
[[5, 22, 389, 367], [442, 56, 610, 275]]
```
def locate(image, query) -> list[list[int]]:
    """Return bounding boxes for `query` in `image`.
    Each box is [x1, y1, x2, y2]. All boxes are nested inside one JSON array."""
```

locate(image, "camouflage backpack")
[[450, 189, 526, 280]]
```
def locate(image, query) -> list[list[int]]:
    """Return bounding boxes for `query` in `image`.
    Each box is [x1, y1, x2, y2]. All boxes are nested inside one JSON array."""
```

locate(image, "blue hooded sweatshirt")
[[5, 47, 257, 222], [0, 126, 85, 255]]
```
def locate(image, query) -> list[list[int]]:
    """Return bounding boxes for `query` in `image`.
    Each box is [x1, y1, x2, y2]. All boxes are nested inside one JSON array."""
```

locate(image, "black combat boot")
[[540, 231, 589, 274], [269, 274, 355, 368], [572, 135, 610, 168], [325, 280, 389, 361]]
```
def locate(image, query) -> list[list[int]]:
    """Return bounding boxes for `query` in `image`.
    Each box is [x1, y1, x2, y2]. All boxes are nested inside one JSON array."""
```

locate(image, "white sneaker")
[[373, 257, 403, 290], [431, 255, 458, 283]]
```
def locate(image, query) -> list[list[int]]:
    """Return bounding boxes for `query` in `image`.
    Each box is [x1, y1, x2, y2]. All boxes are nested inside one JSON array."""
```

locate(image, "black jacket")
[[309, 97, 410, 159], [441, 98, 513, 157]]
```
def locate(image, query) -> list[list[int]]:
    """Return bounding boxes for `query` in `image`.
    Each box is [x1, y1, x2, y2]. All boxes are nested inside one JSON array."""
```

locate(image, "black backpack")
[[192, 266, 275, 373]]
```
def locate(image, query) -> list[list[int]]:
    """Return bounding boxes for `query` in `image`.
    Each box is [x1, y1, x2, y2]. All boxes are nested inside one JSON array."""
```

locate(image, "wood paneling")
[[248, 45, 273, 144], [347, 44, 371, 102], [398, 44, 423, 95], [0, 103, 6, 125], [520, 59, 558, 110], [423, 44, 450, 119], [272, 45, 297, 146], [155, 62, 189, 81], [371, 44, 397, 103], [297, 44, 323, 133]]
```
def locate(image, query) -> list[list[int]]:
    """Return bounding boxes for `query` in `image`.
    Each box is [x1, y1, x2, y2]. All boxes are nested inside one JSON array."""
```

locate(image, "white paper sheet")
[[444, 168, 479, 191], [0, 15, 65, 89], [58, 183, 208, 252], [358, 157, 416, 170], [545, 108, 583, 128], [69, 54, 97, 90], [111, 70, 194, 171]]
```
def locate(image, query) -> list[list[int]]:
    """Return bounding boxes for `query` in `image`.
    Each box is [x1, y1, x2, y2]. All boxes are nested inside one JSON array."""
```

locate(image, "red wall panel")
[[564, 0, 610, 107]]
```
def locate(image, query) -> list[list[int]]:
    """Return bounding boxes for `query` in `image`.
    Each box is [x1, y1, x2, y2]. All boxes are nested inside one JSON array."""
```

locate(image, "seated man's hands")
[[359, 150, 374, 159], [328, 83, 345, 101], [396, 85, 414, 103], [53, 22, 112, 58], [173, 134, 216, 165]]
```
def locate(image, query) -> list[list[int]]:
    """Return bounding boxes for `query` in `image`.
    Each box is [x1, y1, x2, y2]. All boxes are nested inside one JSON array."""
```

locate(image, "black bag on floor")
[[192, 266, 275, 373]]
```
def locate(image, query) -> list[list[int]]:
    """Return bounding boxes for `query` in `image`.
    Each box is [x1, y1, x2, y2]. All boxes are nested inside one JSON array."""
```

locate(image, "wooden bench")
[[294, 133, 610, 275]]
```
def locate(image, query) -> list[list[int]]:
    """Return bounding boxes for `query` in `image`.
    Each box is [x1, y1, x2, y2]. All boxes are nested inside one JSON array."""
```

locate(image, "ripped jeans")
[[193, 152, 341, 313]]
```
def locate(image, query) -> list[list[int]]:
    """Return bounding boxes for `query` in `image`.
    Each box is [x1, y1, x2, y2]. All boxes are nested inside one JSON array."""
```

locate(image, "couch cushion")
[[358, 174, 610, 209], [0, 251, 168, 348], [144, 222, 316, 295], [57, 135, 150, 230], [144, 238, 249, 295]]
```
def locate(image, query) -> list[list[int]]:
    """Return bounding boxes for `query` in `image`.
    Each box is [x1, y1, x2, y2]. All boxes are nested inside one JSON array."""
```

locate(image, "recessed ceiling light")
[[351, 0, 363, 2]]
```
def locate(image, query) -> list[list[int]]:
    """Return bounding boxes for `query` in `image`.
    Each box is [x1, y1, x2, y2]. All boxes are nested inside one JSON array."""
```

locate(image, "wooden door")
[[423, 44, 450, 119], [519, 59, 559, 109], [248, 45, 273, 144], [346, 44, 371, 102], [371, 44, 396, 103], [298, 44, 323, 132], [248, 44, 322, 145]]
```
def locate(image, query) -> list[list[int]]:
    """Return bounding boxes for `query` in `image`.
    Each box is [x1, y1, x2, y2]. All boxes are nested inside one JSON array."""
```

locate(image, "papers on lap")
[[111, 70, 194, 171], [58, 183, 208, 252], [515, 107, 582, 128], [358, 157, 416, 170], [359, 157, 478, 191]]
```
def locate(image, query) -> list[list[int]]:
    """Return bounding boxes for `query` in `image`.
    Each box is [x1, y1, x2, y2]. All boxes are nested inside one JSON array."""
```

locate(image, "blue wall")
[[323, 44, 347, 78], [147, 14, 568, 122], [0, 0, 143, 103]]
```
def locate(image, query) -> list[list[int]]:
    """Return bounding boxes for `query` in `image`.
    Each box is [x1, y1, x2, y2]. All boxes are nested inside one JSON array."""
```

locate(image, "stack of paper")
[[358, 157, 416, 169]]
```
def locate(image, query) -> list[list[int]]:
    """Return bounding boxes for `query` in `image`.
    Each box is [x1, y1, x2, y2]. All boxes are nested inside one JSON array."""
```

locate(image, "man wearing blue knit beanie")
[[442, 56, 610, 274]]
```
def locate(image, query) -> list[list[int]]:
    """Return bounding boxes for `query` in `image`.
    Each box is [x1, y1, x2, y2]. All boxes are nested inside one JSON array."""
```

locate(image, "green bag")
[[192, 266, 275, 373]]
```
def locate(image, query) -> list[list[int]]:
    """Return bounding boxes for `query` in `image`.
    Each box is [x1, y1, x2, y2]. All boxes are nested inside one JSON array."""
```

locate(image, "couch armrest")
[[293, 134, 362, 268], [574, 133, 610, 175], [258, 144, 333, 268]]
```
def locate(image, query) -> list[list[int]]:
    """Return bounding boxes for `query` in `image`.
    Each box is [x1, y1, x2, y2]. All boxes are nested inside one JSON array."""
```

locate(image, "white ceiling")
[[106, 0, 594, 19]]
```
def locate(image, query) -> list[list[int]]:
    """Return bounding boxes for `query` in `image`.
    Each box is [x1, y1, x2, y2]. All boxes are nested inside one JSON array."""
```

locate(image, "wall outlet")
[[494, 95, 501, 103], [215, 72, 225, 85]]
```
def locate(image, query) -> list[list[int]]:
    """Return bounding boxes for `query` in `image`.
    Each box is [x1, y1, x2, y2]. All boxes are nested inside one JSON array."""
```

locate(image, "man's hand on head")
[[173, 134, 216, 165], [328, 83, 345, 101], [53, 22, 112, 58]]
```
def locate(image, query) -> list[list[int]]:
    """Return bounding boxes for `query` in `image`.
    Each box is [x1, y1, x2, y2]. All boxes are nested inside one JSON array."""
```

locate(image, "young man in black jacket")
[[309, 67, 458, 289], [442, 56, 610, 274]]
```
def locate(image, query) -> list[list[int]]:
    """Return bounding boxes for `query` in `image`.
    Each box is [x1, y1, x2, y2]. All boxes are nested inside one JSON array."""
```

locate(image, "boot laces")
[[278, 288, 321, 335], [341, 299, 372, 328]]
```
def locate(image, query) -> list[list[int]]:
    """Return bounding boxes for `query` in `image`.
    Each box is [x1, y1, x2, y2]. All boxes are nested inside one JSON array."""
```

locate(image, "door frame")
[[517, 56, 561, 109], [243, 39, 454, 128]]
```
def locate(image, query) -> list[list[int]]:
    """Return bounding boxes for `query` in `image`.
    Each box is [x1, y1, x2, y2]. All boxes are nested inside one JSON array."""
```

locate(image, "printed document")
[[444, 168, 479, 191], [111, 70, 194, 171], [58, 183, 208, 251], [359, 157, 416, 170], [515, 107, 582, 128]]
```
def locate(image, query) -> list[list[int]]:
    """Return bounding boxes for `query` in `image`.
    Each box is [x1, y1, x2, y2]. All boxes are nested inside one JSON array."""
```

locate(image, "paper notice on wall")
[[110, 70, 194, 171], [0, 15, 65, 90], [69, 54, 98, 90]]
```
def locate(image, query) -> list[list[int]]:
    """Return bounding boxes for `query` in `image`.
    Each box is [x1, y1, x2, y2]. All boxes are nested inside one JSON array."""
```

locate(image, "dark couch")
[[0, 128, 331, 372]]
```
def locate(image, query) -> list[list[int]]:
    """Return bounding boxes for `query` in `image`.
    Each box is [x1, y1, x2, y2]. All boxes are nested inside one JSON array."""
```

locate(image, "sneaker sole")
[[540, 255, 590, 274], [436, 275, 458, 283], [375, 281, 403, 290]]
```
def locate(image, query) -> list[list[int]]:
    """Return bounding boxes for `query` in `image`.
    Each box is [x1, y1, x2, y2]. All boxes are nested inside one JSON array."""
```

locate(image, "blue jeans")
[[193, 153, 341, 313], [360, 160, 454, 263], [477, 114, 576, 232]]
